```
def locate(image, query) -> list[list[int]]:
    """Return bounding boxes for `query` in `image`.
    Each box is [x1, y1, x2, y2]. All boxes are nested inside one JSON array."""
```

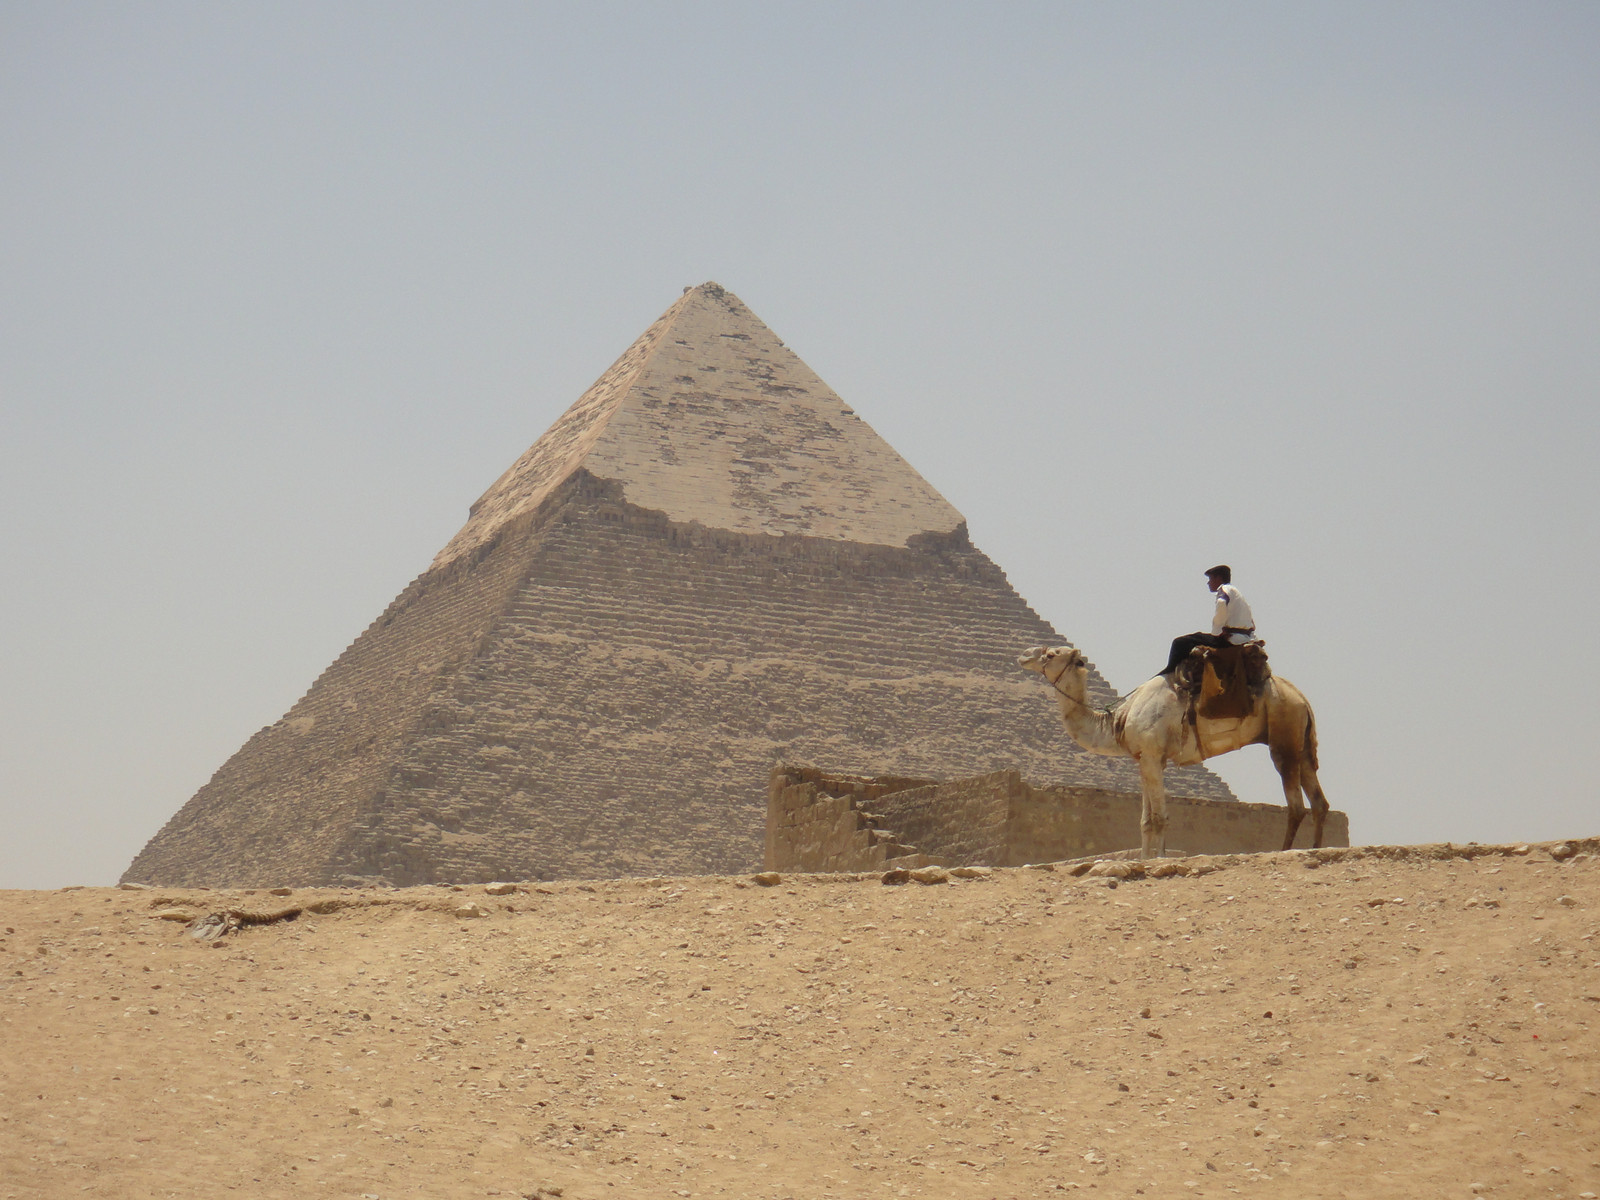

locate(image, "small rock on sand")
[[1087, 861, 1141, 879]]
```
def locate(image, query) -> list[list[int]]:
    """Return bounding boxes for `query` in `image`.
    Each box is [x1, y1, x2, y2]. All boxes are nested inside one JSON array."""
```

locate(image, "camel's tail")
[[1303, 706, 1319, 772]]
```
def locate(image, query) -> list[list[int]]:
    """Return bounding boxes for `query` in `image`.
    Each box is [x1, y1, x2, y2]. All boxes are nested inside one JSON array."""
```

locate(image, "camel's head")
[[1017, 645, 1085, 684]]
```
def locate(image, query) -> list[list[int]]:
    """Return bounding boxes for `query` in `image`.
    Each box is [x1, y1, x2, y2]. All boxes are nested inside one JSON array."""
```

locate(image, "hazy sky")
[[3, 3, 1596, 888]]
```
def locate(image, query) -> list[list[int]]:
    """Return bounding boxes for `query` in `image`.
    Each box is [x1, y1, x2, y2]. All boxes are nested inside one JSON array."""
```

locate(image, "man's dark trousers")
[[1162, 633, 1231, 676]]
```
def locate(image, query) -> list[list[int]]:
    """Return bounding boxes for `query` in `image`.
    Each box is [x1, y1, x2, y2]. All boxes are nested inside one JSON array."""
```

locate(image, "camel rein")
[[1042, 662, 1118, 717]]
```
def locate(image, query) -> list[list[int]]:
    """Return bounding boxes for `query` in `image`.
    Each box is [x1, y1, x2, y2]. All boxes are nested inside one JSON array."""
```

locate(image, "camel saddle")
[[1174, 641, 1272, 721]]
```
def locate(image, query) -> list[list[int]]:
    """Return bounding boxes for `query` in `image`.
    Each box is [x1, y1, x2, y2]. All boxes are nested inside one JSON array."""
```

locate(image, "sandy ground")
[[3, 841, 1599, 1200]]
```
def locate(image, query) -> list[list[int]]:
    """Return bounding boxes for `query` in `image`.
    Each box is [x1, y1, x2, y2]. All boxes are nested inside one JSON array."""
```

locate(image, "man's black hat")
[[1205, 564, 1231, 583]]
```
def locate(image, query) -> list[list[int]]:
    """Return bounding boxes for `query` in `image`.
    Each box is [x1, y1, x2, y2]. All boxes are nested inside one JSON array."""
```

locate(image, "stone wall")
[[764, 767, 950, 873], [766, 765, 1350, 872]]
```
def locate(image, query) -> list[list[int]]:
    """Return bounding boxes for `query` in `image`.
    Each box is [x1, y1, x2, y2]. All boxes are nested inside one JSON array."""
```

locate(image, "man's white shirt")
[[1211, 585, 1255, 643]]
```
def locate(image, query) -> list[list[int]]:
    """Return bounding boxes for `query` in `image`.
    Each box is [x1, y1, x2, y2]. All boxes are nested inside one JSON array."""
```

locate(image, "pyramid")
[[125, 284, 1233, 887]]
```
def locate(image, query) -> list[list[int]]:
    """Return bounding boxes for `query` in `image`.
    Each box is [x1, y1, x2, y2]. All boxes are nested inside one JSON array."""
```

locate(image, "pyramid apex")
[[433, 287, 963, 569]]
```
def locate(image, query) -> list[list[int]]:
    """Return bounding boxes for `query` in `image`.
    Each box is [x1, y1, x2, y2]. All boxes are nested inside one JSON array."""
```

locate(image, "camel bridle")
[[1037, 653, 1111, 716]]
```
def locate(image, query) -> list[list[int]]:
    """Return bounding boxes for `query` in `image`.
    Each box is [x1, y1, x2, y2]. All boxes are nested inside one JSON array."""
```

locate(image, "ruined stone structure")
[[125, 283, 1233, 888], [767, 765, 1350, 874]]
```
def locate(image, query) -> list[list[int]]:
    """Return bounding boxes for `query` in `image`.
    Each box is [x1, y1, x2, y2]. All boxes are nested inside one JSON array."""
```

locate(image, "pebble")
[[1556, 895, 1578, 907], [881, 869, 912, 885], [454, 902, 491, 919], [751, 872, 782, 887], [909, 867, 949, 884], [483, 882, 518, 896]]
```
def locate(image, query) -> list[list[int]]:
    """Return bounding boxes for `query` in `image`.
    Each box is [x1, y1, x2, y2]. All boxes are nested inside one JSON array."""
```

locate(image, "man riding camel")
[[1160, 564, 1255, 676]]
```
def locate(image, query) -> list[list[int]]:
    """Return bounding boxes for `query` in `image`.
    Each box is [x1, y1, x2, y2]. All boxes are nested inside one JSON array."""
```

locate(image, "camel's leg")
[[1300, 763, 1331, 849], [1270, 743, 1306, 851], [1137, 754, 1168, 860]]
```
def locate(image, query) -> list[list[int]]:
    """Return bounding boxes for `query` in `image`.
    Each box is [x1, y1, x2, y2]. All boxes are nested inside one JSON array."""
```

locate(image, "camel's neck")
[[1047, 671, 1127, 758]]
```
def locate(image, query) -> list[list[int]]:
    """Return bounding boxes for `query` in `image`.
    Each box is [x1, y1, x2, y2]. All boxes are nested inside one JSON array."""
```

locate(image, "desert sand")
[[3, 840, 1598, 1200]]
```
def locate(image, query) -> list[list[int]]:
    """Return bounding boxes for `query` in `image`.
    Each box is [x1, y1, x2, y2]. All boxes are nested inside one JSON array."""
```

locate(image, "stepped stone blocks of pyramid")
[[124, 283, 1234, 887]]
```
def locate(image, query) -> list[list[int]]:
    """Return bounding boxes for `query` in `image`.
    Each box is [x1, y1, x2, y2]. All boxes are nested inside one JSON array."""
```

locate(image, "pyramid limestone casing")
[[124, 284, 1233, 887], [434, 284, 964, 564]]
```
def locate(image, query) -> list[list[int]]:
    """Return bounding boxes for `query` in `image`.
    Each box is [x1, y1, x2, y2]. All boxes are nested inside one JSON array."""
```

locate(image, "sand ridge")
[[3, 840, 1598, 1199]]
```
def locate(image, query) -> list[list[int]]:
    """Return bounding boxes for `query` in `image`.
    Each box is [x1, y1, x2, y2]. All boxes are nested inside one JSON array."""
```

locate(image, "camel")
[[1017, 645, 1329, 860]]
